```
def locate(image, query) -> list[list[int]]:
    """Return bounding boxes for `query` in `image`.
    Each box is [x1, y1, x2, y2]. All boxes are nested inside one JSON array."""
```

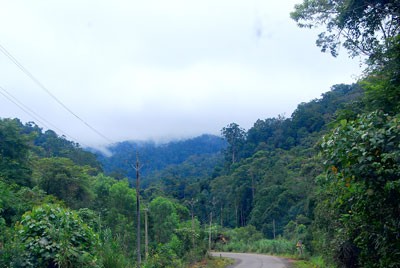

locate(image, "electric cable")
[[0, 85, 91, 147], [0, 87, 50, 129], [0, 42, 114, 144]]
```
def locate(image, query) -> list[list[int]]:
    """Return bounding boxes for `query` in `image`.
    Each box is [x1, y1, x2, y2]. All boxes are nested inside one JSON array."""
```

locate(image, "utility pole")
[[208, 198, 217, 251], [187, 198, 197, 247], [132, 153, 143, 267], [212, 198, 217, 226], [273, 219, 276, 240], [208, 211, 212, 251], [144, 207, 149, 260]]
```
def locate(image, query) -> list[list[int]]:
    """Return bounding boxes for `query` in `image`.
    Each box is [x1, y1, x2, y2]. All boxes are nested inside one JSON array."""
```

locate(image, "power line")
[[0, 85, 91, 148], [0, 42, 114, 144], [0, 87, 50, 128]]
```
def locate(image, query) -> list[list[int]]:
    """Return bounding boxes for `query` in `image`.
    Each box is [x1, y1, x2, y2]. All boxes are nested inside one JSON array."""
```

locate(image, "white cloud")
[[0, 0, 362, 147]]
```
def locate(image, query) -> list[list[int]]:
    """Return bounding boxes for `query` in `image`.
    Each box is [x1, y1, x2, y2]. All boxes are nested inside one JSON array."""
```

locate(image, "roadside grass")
[[217, 239, 295, 255], [290, 256, 330, 268], [189, 255, 234, 268]]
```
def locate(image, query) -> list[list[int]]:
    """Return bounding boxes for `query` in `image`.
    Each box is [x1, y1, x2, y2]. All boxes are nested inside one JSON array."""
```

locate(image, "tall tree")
[[221, 123, 246, 164]]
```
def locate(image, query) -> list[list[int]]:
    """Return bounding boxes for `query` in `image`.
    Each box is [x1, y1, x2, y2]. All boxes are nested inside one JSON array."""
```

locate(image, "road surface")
[[212, 252, 290, 268]]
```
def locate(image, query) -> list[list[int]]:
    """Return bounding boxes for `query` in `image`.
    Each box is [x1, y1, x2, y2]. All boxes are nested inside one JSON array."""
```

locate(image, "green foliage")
[[224, 225, 264, 244], [15, 204, 100, 267], [362, 70, 400, 114], [108, 179, 136, 216], [145, 197, 204, 267], [361, 35, 400, 114], [292, 256, 332, 268], [0, 117, 214, 267], [291, 0, 400, 59], [26, 124, 102, 171], [209, 148, 316, 237], [33, 157, 95, 209], [0, 118, 33, 187], [221, 123, 246, 163], [250, 184, 295, 237], [142, 240, 184, 268], [243, 84, 363, 155], [219, 237, 295, 256], [290, 0, 400, 126], [284, 221, 307, 243], [149, 197, 181, 244], [291, 1, 400, 266], [0, 180, 52, 227], [214, 226, 299, 256], [91, 173, 117, 210], [147, 153, 224, 199], [98, 228, 134, 268], [319, 111, 400, 267], [102, 179, 136, 254], [98, 134, 226, 182], [0, 180, 18, 225]]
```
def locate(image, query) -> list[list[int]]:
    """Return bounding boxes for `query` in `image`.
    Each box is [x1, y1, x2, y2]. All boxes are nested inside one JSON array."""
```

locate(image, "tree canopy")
[[291, 0, 400, 60]]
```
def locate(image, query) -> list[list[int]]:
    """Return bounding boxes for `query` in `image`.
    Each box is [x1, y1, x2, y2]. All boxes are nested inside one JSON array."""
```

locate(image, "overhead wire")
[[0, 86, 51, 129], [0, 85, 90, 147], [0, 42, 114, 144]]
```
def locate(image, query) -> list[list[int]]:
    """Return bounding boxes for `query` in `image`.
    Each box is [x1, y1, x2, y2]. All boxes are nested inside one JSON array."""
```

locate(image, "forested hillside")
[[96, 134, 226, 187], [150, 83, 365, 231], [1, 0, 399, 267]]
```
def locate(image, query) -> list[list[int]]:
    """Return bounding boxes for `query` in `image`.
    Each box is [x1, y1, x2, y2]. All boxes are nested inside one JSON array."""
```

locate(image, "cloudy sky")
[[0, 0, 363, 148]]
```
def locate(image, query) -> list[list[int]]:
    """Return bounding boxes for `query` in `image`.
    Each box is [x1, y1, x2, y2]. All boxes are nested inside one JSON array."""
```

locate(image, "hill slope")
[[96, 134, 227, 185]]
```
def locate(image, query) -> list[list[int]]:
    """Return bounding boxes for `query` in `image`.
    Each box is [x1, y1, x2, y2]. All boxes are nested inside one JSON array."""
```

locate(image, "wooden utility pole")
[[144, 207, 149, 260], [132, 153, 143, 267], [273, 219, 276, 239], [187, 198, 197, 247], [208, 212, 212, 251], [208, 198, 217, 251]]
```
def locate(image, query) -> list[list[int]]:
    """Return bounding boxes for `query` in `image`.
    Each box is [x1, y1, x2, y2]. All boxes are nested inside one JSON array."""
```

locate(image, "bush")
[[98, 229, 133, 268], [15, 204, 100, 267], [217, 237, 296, 256], [142, 242, 184, 268]]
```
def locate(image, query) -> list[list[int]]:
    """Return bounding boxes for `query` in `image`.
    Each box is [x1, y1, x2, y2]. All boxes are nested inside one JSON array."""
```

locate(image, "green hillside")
[[1, 0, 399, 267], [96, 134, 226, 187]]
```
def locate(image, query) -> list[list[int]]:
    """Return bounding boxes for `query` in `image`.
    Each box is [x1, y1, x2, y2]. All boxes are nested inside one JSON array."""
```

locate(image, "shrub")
[[16, 204, 100, 267]]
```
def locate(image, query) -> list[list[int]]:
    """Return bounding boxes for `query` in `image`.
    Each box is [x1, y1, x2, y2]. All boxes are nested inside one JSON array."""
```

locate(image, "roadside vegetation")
[[1, 0, 398, 267]]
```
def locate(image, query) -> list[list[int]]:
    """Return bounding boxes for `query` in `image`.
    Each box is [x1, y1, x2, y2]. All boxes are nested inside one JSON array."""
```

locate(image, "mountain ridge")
[[95, 133, 227, 183]]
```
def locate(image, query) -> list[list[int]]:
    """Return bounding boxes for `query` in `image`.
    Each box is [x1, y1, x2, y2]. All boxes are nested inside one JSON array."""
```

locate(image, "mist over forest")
[[1, 0, 399, 267]]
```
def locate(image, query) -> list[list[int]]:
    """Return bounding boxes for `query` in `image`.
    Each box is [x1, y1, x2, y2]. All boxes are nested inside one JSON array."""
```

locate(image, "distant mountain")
[[95, 134, 227, 186]]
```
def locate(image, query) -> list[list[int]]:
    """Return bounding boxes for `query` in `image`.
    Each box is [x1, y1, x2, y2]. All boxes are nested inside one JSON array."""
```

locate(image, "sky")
[[0, 0, 363, 148]]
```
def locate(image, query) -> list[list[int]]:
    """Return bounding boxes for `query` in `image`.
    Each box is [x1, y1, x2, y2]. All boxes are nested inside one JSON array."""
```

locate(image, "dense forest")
[[95, 134, 226, 188], [0, 118, 215, 267], [1, 0, 399, 267]]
